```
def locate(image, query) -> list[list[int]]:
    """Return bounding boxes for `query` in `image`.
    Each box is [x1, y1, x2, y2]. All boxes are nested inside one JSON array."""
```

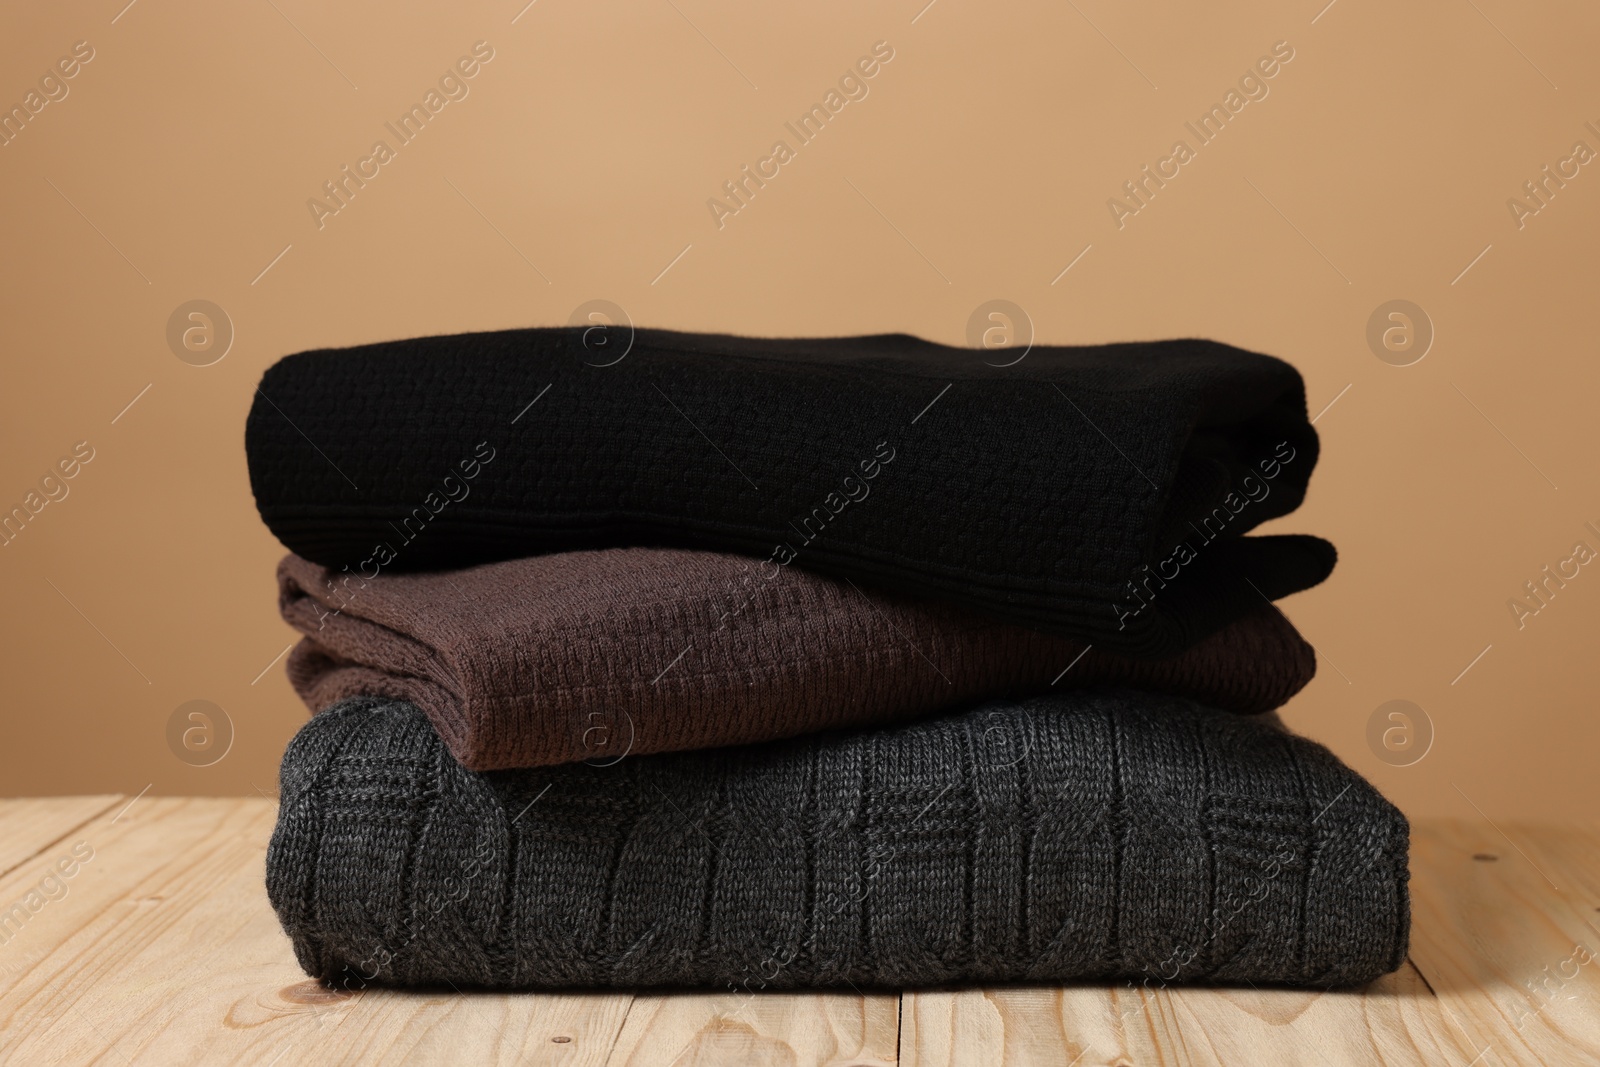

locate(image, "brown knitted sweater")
[[279, 548, 1316, 771]]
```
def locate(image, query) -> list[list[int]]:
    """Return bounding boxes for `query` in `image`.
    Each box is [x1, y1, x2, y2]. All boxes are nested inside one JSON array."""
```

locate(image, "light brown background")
[[2, 0, 1596, 819]]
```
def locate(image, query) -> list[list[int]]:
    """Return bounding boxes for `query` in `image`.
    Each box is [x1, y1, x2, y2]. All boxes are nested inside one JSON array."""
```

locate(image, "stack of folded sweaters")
[[245, 327, 1409, 993]]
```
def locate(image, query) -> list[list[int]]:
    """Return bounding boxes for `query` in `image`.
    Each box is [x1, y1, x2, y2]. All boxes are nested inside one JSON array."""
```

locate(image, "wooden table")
[[0, 798, 1595, 1065]]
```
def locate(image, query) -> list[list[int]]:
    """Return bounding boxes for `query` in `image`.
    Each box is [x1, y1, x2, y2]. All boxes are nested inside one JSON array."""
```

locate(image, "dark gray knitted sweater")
[[267, 693, 1409, 991]]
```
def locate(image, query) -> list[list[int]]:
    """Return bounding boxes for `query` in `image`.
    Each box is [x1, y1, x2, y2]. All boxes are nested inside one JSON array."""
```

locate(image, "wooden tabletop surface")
[[0, 797, 1594, 1065]]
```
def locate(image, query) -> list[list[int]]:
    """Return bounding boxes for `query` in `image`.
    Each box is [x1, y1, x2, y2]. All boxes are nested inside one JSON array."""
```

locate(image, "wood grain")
[[0, 795, 121, 878], [0, 798, 637, 1065], [898, 822, 1600, 1067], [899, 963, 1488, 1067], [0, 803, 1595, 1066], [607, 990, 899, 1067], [1405, 821, 1600, 1067]]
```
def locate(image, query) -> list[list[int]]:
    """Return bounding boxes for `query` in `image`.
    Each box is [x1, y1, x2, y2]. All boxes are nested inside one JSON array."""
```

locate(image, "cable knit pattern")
[[245, 327, 1336, 658], [279, 548, 1317, 770], [266, 693, 1410, 991]]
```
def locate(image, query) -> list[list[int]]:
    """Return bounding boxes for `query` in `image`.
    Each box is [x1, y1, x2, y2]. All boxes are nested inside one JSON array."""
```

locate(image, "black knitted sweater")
[[245, 328, 1335, 658], [267, 692, 1409, 992]]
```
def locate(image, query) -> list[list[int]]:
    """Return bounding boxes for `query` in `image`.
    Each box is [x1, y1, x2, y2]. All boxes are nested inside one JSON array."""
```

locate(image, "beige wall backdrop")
[[2, 0, 1597, 819]]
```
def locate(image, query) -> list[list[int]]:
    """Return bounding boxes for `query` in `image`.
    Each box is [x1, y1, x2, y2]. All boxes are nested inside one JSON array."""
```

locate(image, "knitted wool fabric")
[[245, 328, 1335, 658], [279, 548, 1316, 770], [266, 693, 1410, 991]]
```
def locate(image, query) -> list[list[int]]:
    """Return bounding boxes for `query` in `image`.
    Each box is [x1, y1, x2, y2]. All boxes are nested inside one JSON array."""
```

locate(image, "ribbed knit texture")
[[266, 693, 1410, 991], [245, 327, 1336, 658], [280, 548, 1316, 770]]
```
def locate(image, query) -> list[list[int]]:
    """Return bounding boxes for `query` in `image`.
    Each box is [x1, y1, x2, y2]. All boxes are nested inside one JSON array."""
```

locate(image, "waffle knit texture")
[[279, 548, 1317, 770], [245, 327, 1336, 658], [266, 693, 1410, 991]]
